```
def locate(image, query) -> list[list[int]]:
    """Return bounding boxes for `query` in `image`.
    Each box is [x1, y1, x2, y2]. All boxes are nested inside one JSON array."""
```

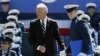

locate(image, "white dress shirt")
[[40, 16, 48, 30]]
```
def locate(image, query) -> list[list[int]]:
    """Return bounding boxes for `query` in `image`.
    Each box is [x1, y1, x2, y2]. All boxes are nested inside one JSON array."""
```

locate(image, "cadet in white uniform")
[[0, 37, 17, 56], [8, 9, 25, 32], [2, 28, 22, 56], [7, 15, 22, 37]]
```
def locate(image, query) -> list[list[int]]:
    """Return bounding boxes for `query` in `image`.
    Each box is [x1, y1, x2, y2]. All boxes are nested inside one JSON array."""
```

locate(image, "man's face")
[[1, 42, 10, 51], [67, 10, 77, 20], [87, 8, 95, 16], [2, 4, 9, 12], [36, 7, 47, 20]]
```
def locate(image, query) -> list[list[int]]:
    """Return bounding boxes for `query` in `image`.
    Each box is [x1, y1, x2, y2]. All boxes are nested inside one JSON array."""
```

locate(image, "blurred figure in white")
[[8, 9, 25, 32], [7, 15, 22, 37], [86, 3, 100, 56], [78, 14, 100, 56], [0, 36, 17, 56], [2, 28, 22, 56]]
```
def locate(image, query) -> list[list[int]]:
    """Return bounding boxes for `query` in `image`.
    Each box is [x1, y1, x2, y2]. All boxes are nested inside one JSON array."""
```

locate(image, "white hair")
[[36, 3, 48, 13]]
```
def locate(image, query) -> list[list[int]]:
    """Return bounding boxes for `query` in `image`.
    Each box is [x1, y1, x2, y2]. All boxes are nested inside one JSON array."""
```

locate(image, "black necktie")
[[41, 20, 45, 34]]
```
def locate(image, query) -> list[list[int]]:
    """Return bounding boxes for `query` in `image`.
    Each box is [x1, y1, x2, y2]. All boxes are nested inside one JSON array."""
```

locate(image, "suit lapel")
[[36, 18, 51, 36], [37, 19, 41, 28], [37, 19, 43, 34], [45, 18, 51, 35]]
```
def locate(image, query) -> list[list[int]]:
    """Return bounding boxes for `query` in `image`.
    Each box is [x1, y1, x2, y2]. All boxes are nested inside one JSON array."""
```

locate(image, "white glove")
[[78, 52, 87, 56], [94, 46, 100, 54], [13, 36, 21, 42], [11, 43, 20, 48], [59, 50, 66, 56]]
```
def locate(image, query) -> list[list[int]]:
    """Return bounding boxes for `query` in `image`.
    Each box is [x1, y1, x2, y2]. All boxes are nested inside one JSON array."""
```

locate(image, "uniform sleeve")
[[77, 22, 90, 54], [53, 22, 66, 50], [10, 50, 17, 56], [16, 29, 22, 37]]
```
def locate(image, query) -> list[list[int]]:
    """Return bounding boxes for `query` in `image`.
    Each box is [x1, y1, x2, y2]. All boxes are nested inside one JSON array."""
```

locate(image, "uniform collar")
[[2, 50, 8, 54], [72, 17, 78, 23]]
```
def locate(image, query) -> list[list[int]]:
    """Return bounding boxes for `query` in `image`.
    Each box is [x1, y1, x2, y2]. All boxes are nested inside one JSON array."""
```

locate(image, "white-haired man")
[[29, 3, 66, 56]]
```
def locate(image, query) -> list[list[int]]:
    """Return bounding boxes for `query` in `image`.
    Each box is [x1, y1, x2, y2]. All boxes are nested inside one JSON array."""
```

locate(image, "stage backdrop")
[[0, 0, 99, 55]]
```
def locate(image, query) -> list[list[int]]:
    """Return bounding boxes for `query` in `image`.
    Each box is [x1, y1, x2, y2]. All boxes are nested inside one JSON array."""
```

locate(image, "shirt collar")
[[40, 16, 48, 23], [2, 50, 8, 54], [40, 16, 48, 29]]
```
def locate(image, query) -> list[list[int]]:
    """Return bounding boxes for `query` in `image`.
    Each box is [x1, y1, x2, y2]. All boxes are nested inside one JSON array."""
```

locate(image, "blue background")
[[0, 0, 100, 13]]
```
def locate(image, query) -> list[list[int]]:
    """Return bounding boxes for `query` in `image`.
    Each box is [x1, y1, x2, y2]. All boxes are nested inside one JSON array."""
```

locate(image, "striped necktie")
[[41, 20, 45, 35]]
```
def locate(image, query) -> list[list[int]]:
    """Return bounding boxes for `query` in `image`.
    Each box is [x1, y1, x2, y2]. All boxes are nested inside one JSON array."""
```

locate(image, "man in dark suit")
[[29, 3, 66, 56]]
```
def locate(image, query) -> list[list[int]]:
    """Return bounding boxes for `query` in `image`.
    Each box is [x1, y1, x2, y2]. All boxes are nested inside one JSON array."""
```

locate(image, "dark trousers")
[[94, 53, 100, 56]]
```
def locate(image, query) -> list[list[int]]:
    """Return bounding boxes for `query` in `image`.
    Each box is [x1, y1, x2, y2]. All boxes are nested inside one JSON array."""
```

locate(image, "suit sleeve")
[[77, 22, 90, 54], [29, 21, 39, 49], [53, 22, 65, 50]]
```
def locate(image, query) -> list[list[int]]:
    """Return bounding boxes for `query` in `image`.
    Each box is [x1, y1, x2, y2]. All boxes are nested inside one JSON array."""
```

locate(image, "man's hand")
[[78, 52, 87, 56], [37, 45, 46, 53], [94, 46, 100, 54], [59, 50, 66, 56]]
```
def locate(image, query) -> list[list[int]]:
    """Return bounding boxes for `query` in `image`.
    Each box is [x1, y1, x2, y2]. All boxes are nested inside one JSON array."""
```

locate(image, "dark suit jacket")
[[29, 17, 65, 56]]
